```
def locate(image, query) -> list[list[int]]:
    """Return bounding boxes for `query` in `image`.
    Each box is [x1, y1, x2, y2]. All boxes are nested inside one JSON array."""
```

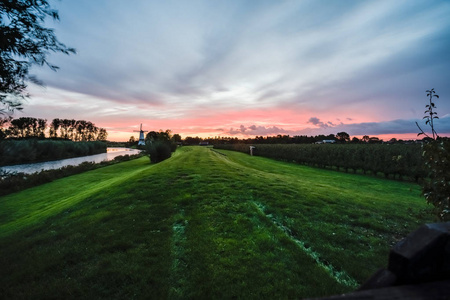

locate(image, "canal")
[[0, 148, 142, 174]]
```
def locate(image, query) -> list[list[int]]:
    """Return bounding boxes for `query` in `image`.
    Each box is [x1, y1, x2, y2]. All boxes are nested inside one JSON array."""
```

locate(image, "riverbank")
[[0, 139, 107, 167], [0, 151, 144, 196], [0, 147, 141, 174]]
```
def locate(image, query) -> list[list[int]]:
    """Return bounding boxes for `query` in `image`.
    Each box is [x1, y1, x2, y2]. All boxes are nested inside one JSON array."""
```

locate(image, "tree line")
[[0, 117, 108, 141], [181, 132, 409, 145]]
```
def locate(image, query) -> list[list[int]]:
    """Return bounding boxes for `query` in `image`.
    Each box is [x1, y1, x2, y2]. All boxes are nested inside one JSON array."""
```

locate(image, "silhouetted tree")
[[127, 136, 136, 147], [8, 117, 46, 138], [73, 120, 98, 141], [0, 116, 11, 140], [146, 130, 172, 143], [351, 137, 360, 143], [389, 138, 398, 144], [49, 118, 61, 138], [0, 0, 75, 114], [145, 131, 159, 142], [336, 132, 350, 143], [183, 136, 202, 145], [368, 137, 381, 144], [97, 128, 108, 141], [172, 133, 182, 143]]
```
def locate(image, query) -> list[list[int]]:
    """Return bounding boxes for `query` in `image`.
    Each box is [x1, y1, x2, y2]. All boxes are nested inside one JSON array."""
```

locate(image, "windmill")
[[134, 123, 148, 146]]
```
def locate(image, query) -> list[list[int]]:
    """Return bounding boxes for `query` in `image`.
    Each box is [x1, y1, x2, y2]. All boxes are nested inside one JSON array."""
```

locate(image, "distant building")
[[315, 140, 336, 144], [199, 141, 209, 146]]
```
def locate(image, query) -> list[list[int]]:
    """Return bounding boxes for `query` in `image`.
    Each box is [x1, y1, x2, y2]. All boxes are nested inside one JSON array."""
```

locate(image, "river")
[[0, 148, 142, 174]]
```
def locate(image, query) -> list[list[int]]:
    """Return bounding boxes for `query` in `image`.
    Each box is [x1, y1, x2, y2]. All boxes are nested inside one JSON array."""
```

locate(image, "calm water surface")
[[0, 148, 141, 174]]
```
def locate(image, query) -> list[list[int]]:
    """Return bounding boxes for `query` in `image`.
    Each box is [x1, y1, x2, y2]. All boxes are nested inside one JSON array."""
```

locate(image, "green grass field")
[[0, 146, 433, 299]]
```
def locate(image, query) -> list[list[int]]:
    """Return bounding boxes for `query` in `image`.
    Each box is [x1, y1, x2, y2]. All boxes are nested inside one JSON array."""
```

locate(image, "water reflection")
[[0, 148, 142, 174]]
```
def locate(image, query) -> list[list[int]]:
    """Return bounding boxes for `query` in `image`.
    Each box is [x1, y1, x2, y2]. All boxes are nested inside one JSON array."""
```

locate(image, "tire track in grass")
[[213, 149, 358, 288], [252, 201, 359, 289], [169, 209, 189, 299]]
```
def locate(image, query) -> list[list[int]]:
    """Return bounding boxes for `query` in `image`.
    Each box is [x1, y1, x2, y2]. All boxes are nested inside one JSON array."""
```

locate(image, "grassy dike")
[[0, 146, 433, 299]]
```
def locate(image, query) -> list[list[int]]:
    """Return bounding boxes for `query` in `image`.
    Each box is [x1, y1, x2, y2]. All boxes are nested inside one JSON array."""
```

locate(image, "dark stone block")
[[358, 268, 397, 290], [310, 223, 450, 300], [309, 279, 450, 300], [388, 222, 450, 284]]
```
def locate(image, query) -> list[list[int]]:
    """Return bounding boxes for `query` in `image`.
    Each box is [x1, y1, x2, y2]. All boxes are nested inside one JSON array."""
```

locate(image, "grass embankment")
[[0, 147, 432, 299]]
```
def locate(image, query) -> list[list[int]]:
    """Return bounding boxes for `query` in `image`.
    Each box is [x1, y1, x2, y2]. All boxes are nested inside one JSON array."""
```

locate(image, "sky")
[[20, 0, 450, 141]]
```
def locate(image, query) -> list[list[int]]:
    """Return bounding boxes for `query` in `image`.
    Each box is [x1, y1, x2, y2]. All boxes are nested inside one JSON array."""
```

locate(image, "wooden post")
[[249, 146, 255, 156]]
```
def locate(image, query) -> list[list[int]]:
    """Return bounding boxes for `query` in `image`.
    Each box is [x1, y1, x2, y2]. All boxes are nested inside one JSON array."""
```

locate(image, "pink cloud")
[[228, 124, 290, 136]]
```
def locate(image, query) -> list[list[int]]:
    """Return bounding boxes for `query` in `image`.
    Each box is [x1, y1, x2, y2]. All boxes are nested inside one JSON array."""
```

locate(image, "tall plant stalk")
[[416, 88, 439, 140]]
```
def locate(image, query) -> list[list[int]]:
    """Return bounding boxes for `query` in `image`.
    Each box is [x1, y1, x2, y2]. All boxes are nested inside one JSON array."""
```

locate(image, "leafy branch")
[[0, 0, 75, 114], [416, 88, 439, 140]]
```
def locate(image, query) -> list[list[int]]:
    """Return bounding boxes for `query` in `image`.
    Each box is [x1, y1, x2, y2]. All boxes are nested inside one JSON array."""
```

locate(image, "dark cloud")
[[307, 117, 337, 128], [307, 117, 321, 126]]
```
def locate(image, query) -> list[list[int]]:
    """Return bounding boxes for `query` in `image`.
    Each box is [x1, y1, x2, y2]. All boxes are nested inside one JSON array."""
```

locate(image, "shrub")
[[422, 139, 450, 221], [146, 141, 173, 163]]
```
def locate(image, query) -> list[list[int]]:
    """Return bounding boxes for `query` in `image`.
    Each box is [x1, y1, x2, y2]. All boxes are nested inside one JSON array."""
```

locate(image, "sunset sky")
[[21, 0, 450, 141]]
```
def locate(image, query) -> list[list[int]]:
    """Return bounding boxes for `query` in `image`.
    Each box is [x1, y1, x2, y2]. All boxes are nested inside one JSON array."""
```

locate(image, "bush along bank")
[[214, 143, 425, 181], [145, 140, 177, 163], [0, 139, 107, 166], [144, 129, 179, 163]]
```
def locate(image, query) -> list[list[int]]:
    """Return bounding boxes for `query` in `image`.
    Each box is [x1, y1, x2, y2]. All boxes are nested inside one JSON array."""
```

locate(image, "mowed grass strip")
[[0, 146, 433, 299]]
